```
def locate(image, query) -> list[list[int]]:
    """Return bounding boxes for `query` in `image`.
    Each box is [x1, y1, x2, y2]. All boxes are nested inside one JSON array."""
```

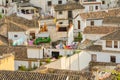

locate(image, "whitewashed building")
[[54, 1, 84, 26], [0, 0, 17, 16], [74, 8, 120, 37]]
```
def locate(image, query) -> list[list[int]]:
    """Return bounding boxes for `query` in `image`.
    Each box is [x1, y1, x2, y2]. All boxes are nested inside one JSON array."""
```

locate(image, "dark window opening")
[[59, 22, 63, 24], [58, 0, 62, 4], [102, 1, 105, 4], [114, 41, 118, 48], [59, 11, 62, 14], [78, 20, 80, 29], [74, 0, 79, 2], [52, 51, 59, 59], [58, 27, 67, 32], [14, 35, 18, 38], [68, 11, 73, 19], [48, 1, 52, 6], [95, 6, 98, 10], [110, 56, 116, 63], [91, 21, 94, 26]]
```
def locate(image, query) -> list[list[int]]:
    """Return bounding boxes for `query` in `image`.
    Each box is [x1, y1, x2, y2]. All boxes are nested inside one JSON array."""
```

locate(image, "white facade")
[[86, 19, 103, 26], [74, 15, 86, 32], [0, 0, 17, 15], [83, 2, 101, 12], [27, 48, 43, 59], [101, 0, 118, 9], [84, 51, 120, 63], [102, 40, 120, 52], [56, 9, 84, 25], [46, 49, 73, 57], [15, 60, 39, 70], [8, 32, 27, 41], [45, 51, 91, 71], [30, 0, 67, 14]]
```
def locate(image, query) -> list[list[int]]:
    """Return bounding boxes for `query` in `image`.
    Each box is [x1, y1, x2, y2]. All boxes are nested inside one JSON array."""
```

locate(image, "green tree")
[[74, 32, 83, 42]]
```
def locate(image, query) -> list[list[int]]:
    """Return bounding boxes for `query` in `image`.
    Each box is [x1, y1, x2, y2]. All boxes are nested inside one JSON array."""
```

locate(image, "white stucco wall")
[[15, 60, 39, 70], [74, 15, 86, 32], [86, 51, 120, 63], [46, 49, 73, 57], [27, 48, 43, 59], [15, 60, 28, 70], [83, 34, 105, 41], [8, 32, 27, 41], [45, 51, 91, 71], [86, 19, 103, 26], [102, 40, 120, 51], [83, 3, 101, 12]]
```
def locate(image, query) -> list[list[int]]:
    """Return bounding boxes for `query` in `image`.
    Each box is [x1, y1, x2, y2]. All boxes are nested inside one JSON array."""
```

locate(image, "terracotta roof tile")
[[83, 26, 117, 34], [0, 46, 27, 59], [7, 14, 39, 29], [0, 70, 93, 80], [85, 45, 102, 51], [101, 29, 120, 40], [0, 35, 8, 45], [80, 8, 120, 19], [54, 2, 84, 11], [103, 17, 120, 24]]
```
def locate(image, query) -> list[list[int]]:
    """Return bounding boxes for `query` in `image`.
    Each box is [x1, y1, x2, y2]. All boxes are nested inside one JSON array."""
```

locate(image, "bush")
[[46, 58, 51, 63], [19, 65, 27, 71], [74, 32, 83, 42], [58, 55, 63, 59], [0, 14, 2, 19]]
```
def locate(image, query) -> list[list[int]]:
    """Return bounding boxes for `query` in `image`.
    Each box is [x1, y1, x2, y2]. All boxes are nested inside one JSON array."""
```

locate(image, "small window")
[[106, 40, 112, 48], [59, 11, 62, 14], [95, 6, 98, 10], [91, 54, 97, 62], [91, 21, 94, 26], [2, 9, 4, 13], [59, 22, 63, 24], [48, 1, 52, 6], [110, 56, 116, 63], [14, 35, 18, 38], [114, 41, 118, 48], [102, 1, 105, 4], [89, 6, 93, 11], [58, 0, 62, 4]]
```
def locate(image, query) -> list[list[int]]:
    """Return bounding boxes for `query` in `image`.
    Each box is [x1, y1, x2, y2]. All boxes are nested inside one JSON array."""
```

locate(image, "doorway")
[[52, 51, 60, 59], [30, 32, 35, 40], [68, 11, 73, 19]]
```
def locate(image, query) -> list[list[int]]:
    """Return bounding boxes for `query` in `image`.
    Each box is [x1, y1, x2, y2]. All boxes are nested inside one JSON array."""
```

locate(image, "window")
[[48, 1, 52, 6], [95, 6, 98, 10], [91, 21, 94, 26], [102, 1, 105, 4], [114, 41, 118, 48], [106, 40, 112, 48], [58, 0, 62, 4], [110, 56, 116, 63], [2, 9, 4, 13], [59, 11, 62, 14], [14, 35, 18, 38], [89, 6, 93, 11], [74, 0, 79, 2], [59, 22, 63, 24], [91, 54, 97, 62], [78, 20, 80, 29]]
